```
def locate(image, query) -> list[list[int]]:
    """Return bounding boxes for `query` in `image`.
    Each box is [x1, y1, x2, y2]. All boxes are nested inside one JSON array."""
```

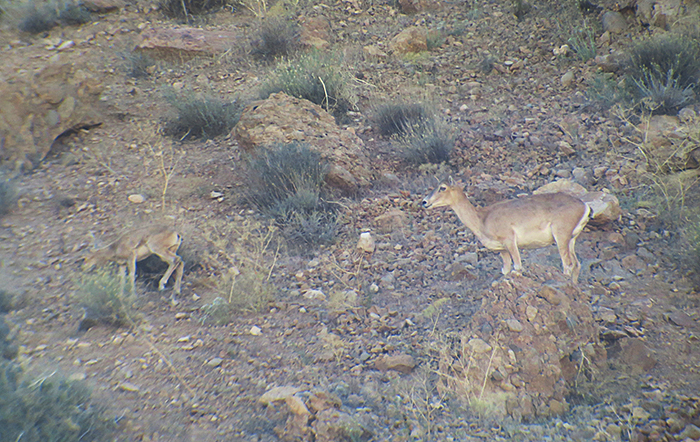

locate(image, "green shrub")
[[164, 89, 243, 140], [512, 0, 530, 21], [568, 25, 597, 61], [159, 0, 226, 19], [372, 101, 431, 136], [626, 35, 700, 114], [57, 2, 91, 25], [0, 362, 116, 442], [251, 17, 300, 61], [245, 143, 338, 248], [395, 119, 455, 165], [0, 175, 17, 217], [426, 30, 445, 51], [76, 268, 134, 330], [260, 51, 356, 120], [18, 5, 56, 33], [17, 1, 92, 33]]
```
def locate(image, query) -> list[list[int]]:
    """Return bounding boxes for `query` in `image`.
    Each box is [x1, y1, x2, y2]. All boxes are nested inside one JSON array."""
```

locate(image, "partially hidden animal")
[[83, 225, 184, 299], [422, 180, 590, 282]]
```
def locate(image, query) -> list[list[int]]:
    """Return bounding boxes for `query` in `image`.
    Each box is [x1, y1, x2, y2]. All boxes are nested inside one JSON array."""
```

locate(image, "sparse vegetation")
[[426, 30, 445, 51], [0, 362, 116, 442], [0, 175, 17, 217], [568, 24, 597, 61], [587, 72, 633, 110], [163, 89, 243, 140], [245, 142, 338, 248], [260, 51, 356, 120], [200, 220, 279, 323], [17, 1, 92, 33], [251, 17, 300, 61], [122, 50, 156, 78], [372, 101, 431, 136], [159, 0, 227, 20], [395, 118, 455, 165], [76, 268, 136, 329], [626, 34, 700, 114]]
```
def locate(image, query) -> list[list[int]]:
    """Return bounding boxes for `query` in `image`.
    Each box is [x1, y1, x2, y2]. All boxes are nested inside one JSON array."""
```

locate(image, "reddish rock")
[[374, 354, 416, 374], [389, 26, 427, 54], [135, 27, 241, 59]]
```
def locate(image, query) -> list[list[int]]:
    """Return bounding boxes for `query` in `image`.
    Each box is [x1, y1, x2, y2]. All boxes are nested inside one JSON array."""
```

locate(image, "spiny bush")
[[76, 268, 135, 330], [260, 51, 356, 120], [163, 89, 243, 140], [245, 143, 338, 248], [0, 175, 17, 217], [372, 101, 431, 136], [395, 119, 455, 165], [626, 34, 700, 114], [159, 0, 226, 19], [0, 363, 116, 442], [251, 17, 300, 61]]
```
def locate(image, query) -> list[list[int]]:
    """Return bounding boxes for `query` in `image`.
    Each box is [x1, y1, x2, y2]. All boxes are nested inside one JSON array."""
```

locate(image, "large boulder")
[[233, 92, 372, 193], [0, 61, 103, 173], [438, 271, 606, 421]]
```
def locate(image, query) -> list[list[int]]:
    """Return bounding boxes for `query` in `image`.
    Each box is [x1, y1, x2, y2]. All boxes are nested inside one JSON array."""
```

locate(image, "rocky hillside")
[[0, 0, 699, 440]]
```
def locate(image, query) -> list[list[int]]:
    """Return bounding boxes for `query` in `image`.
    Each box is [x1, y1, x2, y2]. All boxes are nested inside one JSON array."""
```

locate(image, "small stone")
[[210, 190, 223, 199], [175, 312, 188, 320], [303, 289, 326, 301], [374, 354, 416, 374], [632, 406, 650, 422], [506, 319, 524, 332], [57, 40, 75, 51], [206, 357, 223, 368], [356, 232, 376, 253], [526, 306, 538, 322], [680, 424, 700, 440], [468, 338, 492, 353], [259, 386, 301, 405], [118, 382, 140, 393], [286, 395, 311, 416], [68, 372, 86, 381], [250, 325, 262, 336], [597, 307, 617, 323], [561, 71, 574, 87], [128, 194, 145, 204]]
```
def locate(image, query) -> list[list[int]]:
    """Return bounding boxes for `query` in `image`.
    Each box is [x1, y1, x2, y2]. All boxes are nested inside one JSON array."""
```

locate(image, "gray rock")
[[602, 11, 627, 34]]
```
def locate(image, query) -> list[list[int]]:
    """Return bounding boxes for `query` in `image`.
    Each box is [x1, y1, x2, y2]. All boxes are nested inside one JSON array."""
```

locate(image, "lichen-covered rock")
[[0, 61, 103, 174], [233, 92, 372, 193], [437, 270, 606, 421]]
